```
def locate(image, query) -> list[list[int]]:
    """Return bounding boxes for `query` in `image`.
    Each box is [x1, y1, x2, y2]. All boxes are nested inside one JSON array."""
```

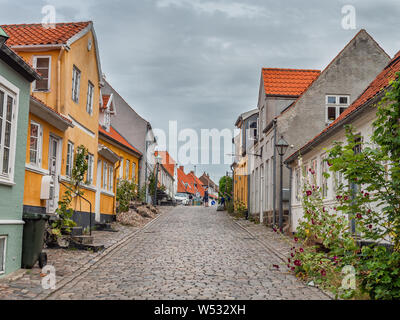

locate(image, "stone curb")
[[35, 210, 168, 300], [229, 215, 334, 300]]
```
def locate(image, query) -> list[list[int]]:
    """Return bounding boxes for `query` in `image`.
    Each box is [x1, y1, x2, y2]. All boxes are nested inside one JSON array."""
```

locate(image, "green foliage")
[[360, 246, 400, 300], [116, 179, 136, 213], [289, 72, 400, 300], [218, 175, 232, 200]]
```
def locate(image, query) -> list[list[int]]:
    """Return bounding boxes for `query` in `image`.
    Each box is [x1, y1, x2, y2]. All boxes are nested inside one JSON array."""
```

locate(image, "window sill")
[[101, 189, 115, 197], [0, 178, 16, 187], [25, 163, 49, 176], [33, 89, 51, 93]]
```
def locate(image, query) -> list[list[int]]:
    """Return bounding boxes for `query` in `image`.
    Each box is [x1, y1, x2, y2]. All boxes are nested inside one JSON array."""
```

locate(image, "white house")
[[285, 51, 400, 233]]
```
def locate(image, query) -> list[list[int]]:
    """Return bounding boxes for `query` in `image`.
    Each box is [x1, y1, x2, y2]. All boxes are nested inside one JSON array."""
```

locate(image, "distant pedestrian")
[[189, 194, 193, 206], [203, 188, 209, 207]]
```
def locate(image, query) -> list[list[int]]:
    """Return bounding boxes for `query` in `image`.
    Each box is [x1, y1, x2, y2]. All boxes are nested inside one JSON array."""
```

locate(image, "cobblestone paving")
[[0, 208, 169, 300], [45, 206, 330, 300]]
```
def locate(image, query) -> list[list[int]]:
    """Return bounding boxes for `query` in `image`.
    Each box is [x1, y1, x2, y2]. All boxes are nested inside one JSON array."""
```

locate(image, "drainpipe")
[[57, 46, 65, 113], [272, 119, 277, 226], [286, 162, 293, 233]]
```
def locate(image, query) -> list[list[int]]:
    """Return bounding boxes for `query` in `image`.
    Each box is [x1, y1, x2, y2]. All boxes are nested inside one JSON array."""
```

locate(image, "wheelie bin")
[[21, 212, 49, 269]]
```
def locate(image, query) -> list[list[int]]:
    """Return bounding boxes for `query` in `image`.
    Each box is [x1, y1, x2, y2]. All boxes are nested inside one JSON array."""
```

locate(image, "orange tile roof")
[[99, 125, 142, 156], [156, 151, 176, 178], [187, 172, 206, 197], [177, 167, 195, 194], [101, 95, 111, 110], [286, 52, 400, 162], [262, 68, 320, 97], [1, 22, 91, 46]]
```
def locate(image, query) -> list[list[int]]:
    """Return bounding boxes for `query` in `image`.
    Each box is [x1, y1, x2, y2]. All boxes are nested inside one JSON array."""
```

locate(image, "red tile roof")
[[262, 68, 320, 97], [187, 172, 206, 198], [99, 125, 142, 156], [177, 167, 195, 194], [101, 95, 111, 110], [1, 22, 91, 46], [156, 151, 176, 179], [286, 52, 400, 163]]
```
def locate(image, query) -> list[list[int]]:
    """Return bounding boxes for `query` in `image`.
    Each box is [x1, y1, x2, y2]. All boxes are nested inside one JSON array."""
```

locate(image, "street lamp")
[[153, 154, 162, 206], [275, 136, 289, 230]]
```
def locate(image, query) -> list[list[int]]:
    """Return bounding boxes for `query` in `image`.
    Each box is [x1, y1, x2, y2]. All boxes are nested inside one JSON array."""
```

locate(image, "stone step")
[[70, 227, 83, 237], [71, 235, 94, 245]]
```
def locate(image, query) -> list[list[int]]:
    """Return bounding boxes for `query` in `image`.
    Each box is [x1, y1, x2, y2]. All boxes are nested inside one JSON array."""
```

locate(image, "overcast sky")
[[1, 0, 399, 183]]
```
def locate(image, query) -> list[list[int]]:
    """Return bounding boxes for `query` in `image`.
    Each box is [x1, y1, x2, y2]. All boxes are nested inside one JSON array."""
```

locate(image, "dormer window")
[[104, 110, 111, 131]]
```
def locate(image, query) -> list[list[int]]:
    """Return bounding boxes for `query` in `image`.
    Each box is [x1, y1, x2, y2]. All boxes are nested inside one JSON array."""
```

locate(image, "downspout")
[[57, 46, 65, 113], [272, 119, 277, 226], [286, 162, 293, 233]]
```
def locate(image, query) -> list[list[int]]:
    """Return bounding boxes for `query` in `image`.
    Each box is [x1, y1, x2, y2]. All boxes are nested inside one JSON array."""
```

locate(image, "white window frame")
[[0, 236, 7, 274], [119, 158, 124, 180], [108, 164, 114, 191], [125, 159, 130, 180], [86, 153, 94, 185], [132, 162, 136, 181], [0, 77, 19, 185], [72, 65, 81, 103], [320, 155, 328, 198], [86, 81, 94, 115], [29, 120, 43, 167], [103, 161, 108, 189], [66, 141, 74, 177], [326, 95, 350, 123], [32, 56, 51, 92]]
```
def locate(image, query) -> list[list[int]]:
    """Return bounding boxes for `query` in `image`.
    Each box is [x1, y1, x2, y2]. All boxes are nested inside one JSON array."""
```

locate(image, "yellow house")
[[97, 93, 142, 221], [2, 22, 105, 228], [234, 158, 248, 210]]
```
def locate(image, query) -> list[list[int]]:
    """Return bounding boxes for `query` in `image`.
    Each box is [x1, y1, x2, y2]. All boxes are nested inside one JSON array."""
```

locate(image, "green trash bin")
[[21, 212, 49, 269]]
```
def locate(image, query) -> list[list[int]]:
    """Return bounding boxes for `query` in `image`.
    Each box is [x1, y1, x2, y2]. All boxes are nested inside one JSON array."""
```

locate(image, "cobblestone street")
[[40, 206, 329, 300]]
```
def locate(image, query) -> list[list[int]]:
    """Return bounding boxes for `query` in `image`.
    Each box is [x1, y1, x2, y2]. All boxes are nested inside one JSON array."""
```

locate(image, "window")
[[103, 161, 108, 189], [321, 157, 328, 198], [104, 111, 111, 131], [0, 236, 6, 274], [0, 89, 16, 180], [33, 56, 51, 91], [86, 81, 94, 115], [86, 153, 94, 184], [29, 121, 42, 166], [125, 159, 130, 179], [326, 95, 350, 122], [72, 65, 81, 103], [66, 142, 74, 177], [132, 162, 136, 181], [109, 165, 114, 191], [295, 167, 301, 201], [119, 158, 124, 179]]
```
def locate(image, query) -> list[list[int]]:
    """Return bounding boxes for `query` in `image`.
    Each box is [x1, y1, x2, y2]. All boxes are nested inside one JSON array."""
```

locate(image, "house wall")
[[102, 81, 150, 188], [251, 30, 390, 225], [289, 106, 376, 232], [18, 30, 102, 223], [0, 57, 31, 277]]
